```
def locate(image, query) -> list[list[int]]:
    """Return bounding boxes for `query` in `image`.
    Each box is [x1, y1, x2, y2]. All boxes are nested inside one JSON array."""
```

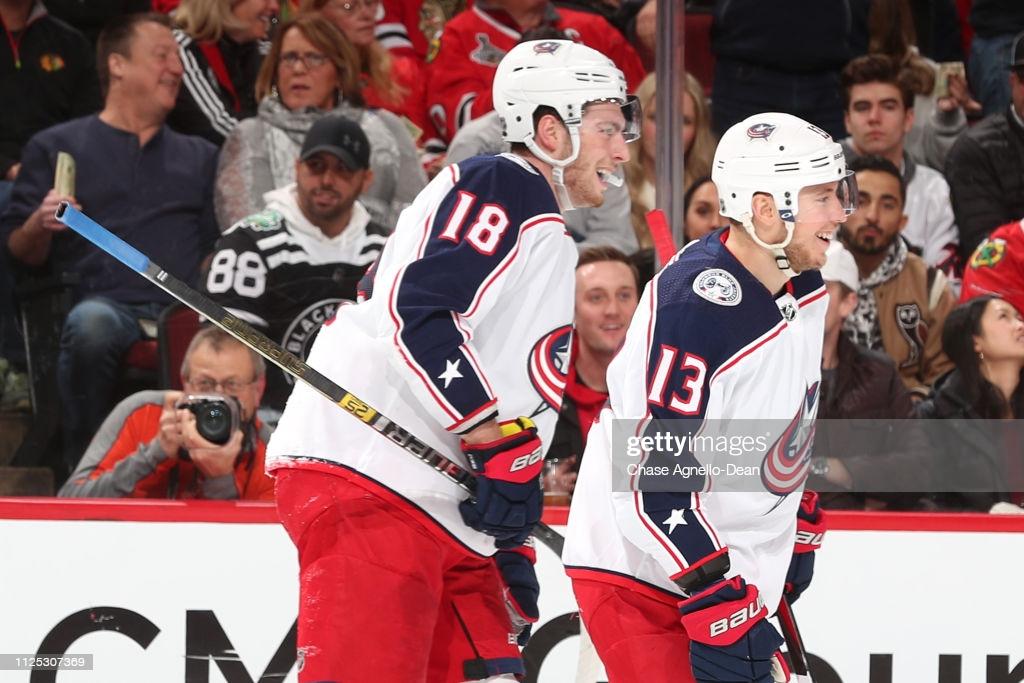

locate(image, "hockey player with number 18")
[[564, 113, 856, 682], [266, 40, 640, 682]]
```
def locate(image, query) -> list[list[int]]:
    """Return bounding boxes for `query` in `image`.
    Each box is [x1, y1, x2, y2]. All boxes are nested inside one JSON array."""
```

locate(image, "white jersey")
[[564, 229, 827, 614], [267, 154, 578, 554]]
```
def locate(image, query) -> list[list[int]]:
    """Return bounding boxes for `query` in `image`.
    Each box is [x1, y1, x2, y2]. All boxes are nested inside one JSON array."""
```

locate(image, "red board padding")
[[2, 499, 1024, 533]]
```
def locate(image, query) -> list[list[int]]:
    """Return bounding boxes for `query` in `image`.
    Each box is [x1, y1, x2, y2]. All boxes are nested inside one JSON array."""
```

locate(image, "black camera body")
[[176, 394, 242, 446]]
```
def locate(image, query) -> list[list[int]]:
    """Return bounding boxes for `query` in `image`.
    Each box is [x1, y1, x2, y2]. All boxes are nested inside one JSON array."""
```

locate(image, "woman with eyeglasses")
[[168, 0, 280, 145], [214, 13, 425, 231], [300, 0, 442, 164]]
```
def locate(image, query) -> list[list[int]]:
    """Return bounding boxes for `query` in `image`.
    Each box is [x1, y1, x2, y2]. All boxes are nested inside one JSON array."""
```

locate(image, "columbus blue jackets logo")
[[761, 382, 819, 495], [280, 298, 347, 384], [693, 269, 742, 306], [746, 123, 776, 140], [532, 41, 561, 54], [528, 325, 572, 415]]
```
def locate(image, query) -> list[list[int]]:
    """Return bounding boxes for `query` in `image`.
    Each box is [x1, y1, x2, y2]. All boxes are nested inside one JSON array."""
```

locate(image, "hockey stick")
[[645, 209, 677, 267], [54, 203, 565, 557], [776, 596, 813, 682]]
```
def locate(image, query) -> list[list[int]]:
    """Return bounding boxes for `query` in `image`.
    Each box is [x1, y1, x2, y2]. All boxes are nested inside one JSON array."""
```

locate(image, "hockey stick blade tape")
[[56, 202, 150, 274]]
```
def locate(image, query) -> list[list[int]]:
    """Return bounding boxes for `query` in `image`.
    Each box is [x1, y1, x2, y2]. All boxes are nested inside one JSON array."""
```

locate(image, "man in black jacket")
[[0, 0, 100, 202], [812, 241, 932, 509], [946, 30, 1024, 261]]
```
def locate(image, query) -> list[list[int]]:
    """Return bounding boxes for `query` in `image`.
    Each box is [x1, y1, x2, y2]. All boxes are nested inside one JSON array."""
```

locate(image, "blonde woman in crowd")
[[624, 71, 715, 248]]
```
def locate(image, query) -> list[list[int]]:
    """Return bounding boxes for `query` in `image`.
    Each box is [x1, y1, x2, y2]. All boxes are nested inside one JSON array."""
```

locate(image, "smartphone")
[[54, 151, 75, 196], [934, 61, 966, 99]]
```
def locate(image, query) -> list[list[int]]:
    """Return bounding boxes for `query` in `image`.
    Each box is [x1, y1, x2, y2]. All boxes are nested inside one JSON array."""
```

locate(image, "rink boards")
[[1, 499, 1023, 683]]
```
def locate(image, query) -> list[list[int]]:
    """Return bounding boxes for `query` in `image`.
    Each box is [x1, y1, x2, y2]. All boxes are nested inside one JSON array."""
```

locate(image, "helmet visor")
[[582, 95, 642, 143], [793, 171, 858, 223]]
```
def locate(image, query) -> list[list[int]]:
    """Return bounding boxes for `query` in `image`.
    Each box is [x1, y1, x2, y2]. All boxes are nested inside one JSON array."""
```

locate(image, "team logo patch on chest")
[[969, 237, 1006, 269], [280, 298, 346, 383], [528, 325, 572, 414], [693, 269, 742, 306]]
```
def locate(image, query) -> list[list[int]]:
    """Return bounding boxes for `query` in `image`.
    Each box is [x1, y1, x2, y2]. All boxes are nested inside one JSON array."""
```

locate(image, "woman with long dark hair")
[[917, 294, 1024, 511]]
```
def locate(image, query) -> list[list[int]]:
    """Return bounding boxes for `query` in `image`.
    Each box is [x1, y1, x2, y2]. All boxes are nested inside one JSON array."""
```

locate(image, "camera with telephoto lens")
[[175, 394, 241, 446]]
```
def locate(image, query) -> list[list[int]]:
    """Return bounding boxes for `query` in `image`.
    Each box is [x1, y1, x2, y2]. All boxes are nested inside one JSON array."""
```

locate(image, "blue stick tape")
[[56, 203, 150, 274]]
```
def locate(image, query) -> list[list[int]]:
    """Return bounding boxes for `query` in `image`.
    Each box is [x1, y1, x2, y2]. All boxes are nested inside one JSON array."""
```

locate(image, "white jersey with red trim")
[[267, 153, 577, 555], [564, 228, 827, 613]]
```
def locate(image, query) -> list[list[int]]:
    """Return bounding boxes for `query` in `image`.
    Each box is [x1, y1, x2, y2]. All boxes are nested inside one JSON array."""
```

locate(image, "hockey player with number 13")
[[266, 40, 640, 682], [565, 113, 857, 682]]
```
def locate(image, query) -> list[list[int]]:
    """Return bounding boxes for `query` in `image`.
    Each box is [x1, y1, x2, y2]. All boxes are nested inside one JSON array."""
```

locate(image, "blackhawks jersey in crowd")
[[202, 185, 389, 410], [267, 154, 578, 555], [960, 219, 1024, 316], [564, 229, 827, 614], [426, 2, 646, 143]]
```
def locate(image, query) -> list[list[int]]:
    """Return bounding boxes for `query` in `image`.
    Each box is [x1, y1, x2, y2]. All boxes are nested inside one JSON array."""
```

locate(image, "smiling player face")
[[562, 102, 631, 208]]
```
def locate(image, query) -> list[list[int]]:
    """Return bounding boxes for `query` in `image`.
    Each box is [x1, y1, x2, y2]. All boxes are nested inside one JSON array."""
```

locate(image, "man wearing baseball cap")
[[946, 29, 1024, 261], [201, 115, 389, 414], [811, 240, 930, 510]]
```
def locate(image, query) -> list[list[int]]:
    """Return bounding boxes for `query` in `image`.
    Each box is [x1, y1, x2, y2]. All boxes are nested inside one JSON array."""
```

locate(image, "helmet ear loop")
[[524, 124, 582, 211], [740, 215, 799, 278]]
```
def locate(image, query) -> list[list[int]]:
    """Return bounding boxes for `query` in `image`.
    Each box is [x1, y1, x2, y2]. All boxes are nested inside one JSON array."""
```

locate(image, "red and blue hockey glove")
[[495, 544, 540, 646], [784, 490, 826, 603], [678, 577, 784, 683], [459, 417, 544, 547]]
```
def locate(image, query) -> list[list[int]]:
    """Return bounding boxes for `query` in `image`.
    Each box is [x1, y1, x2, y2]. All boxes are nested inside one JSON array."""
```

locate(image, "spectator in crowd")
[[0, 0, 100, 212], [0, 13, 219, 471], [215, 14, 425, 231], [624, 71, 715, 250], [444, 27, 637, 255], [168, 0, 279, 145], [811, 240, 931, 510], [58, 326, 275, 500], [917, 295, 1024, 512], [545, 246, 640, 500], [839, 54, 959, 271], [866, 0, 974, 171], [374, 0, 449, 64], [945, 31, 1024, 262], [426, 0, 646, 144], [682, 176, 724, 243], [300, 0, 442, 161], [203, 115, 387, 413], [967, 0, 1024, 117], [710, 0, 869, 140], [961, 218, 1024, 316], [43, 0, 151, 46], [840, 155, 955, 397]]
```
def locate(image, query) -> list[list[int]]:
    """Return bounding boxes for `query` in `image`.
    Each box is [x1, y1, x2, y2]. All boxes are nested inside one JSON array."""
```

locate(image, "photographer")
[[58, 327, 274, 500]]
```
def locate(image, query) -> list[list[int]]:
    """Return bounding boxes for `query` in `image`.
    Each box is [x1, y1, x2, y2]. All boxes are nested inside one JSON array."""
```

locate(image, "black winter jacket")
[[945, 108, 1024, 261], [915, 370, 1017, 511], [0, 3, 100, 177]]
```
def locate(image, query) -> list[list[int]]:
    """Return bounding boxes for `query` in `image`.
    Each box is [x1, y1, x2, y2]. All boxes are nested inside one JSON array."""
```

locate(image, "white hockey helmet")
[[711, 112, 856, 274], [492, 39, 640, 208]]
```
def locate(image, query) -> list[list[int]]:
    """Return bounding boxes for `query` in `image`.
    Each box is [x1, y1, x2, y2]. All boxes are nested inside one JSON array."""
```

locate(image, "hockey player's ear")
[[751, 193, 778, 223], [534, 112, 567, 156]]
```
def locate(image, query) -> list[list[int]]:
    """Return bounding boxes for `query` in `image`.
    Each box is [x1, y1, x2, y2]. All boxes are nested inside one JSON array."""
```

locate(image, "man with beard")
[[202, 115, 388, 415], [840, 154, 956, 398]]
